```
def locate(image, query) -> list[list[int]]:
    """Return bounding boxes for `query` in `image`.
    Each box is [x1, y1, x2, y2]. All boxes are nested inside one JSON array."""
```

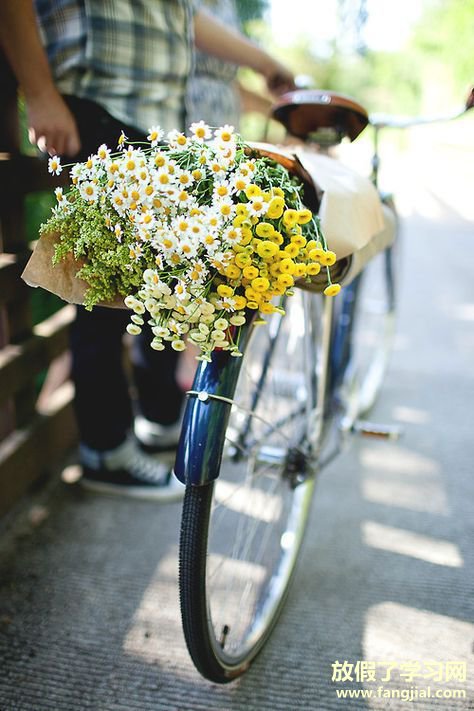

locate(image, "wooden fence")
[[0, 52, 77, 518]]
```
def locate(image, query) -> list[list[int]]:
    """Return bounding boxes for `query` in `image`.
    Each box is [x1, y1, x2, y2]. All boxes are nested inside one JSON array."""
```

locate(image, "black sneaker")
[[79, 437, 185, 501]]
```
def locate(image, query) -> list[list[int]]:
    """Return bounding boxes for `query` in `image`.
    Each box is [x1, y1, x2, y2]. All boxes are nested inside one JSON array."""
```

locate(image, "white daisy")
[[48, 155, 62, 175], [190, 120, 212, 142], [79, 181, 99, 202], [147, 125, 164, 147]]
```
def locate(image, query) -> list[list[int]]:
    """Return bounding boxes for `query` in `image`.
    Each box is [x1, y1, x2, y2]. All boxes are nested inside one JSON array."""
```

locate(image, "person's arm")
[[237, 83, 273, 117], [194, 8, 295, 96], [0, 0, 80, 156]]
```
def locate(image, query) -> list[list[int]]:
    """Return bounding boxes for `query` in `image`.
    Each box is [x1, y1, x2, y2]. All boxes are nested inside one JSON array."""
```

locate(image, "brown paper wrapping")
[[21, 230, 124, 308], [21, 144, 384, 305]]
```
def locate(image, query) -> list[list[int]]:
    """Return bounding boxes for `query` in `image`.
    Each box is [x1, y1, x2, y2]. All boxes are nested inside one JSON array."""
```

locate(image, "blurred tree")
[[411, 0, 474, 105], [235, 0, 269, 28]]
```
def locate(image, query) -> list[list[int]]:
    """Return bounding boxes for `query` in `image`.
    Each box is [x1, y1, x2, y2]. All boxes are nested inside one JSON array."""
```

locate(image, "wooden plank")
[[0, 304, 74, 405], [0, 381, 78, 518], [0, 252, 30, 303], [0, 305, 14, 439]]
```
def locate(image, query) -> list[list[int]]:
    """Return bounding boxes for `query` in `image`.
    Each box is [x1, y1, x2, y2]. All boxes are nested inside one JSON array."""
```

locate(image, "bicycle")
[[174, 88, 474, 683]]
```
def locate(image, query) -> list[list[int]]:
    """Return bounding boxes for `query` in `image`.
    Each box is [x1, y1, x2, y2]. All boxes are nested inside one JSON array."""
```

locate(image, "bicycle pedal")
[[351, 419, 402, 440]]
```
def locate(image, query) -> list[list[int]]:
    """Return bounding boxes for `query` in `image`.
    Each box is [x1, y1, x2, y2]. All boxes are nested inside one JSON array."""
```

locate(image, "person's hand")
[[26, 85, 81, 157], [262, 59, 296, 97]]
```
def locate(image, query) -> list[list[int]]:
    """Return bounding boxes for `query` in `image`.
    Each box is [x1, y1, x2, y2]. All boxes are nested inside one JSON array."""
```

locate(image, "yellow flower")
[[324, 283, 341, 297], [256, 240, 279, 259], [251, 276, 270, 293], [283, 243, 300, 258], [236, 203, 249, 216], [225, 264, 241, 279], [290, 234, 307, 248], [276, 273, 294, 289], [242, 265, 259, 280], [255, 222, 274, 238], [245, 287, 262, 302], [279, 258, 296, 275], [259, 302, 278, 314], [217, 284, 234, 298], [235, 252, 251, 268], [239, 227, 253, 245], [308, 247, 326, 262], [247, 301, 259, 310], [294, 263, 307, 278], [269, 231, 284, 245], [232, 215, 247, 228], [306, 262, 321, 276], [245, 184, 262, 199], [266, 196, 285, 219], [320, 250, 337, 266], [233, 295, 247, 310], [282, 209, 299, 227], [297, 209, 313, 224], [271, 187, 285, 197]]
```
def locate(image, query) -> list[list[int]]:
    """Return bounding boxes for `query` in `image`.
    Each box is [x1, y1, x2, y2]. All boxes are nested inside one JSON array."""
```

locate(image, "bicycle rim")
[[179, 291, 320, 682]]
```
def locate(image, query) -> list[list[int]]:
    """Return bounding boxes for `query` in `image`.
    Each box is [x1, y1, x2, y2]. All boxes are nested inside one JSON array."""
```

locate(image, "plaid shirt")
[[35, 0, 196, 134]]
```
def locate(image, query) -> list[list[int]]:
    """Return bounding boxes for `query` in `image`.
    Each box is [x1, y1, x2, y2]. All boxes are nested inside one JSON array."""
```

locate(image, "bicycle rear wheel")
[[179, 290, 322, 682]]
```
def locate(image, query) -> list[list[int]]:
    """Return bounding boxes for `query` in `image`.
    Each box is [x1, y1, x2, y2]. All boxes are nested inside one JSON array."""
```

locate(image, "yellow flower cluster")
[[210, 184, 340, 316]]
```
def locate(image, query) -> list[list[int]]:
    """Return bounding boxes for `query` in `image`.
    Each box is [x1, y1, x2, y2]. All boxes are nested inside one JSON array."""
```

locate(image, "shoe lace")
[[121, 442, 170, 484]]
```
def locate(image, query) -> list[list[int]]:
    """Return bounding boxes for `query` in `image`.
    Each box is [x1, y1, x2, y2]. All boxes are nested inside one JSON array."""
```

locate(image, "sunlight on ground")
[[451, 303, 474, 322], [362, 521, 463, 567], [391, 405, 430, 425], [362, 478, 449, 515], [362, 603, 473, 708], [360, 444, 440, 476], [364, 602, 474, 664], [360, 443, 449, 515], [122, 549, 184, 666]]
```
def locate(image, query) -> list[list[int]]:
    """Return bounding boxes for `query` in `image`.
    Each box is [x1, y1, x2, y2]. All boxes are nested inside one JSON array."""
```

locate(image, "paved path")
[[0, 149, 473, 710]]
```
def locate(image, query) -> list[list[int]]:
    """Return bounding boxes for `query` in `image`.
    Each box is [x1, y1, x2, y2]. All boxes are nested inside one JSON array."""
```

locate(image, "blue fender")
[[174, 320, 254, 486]]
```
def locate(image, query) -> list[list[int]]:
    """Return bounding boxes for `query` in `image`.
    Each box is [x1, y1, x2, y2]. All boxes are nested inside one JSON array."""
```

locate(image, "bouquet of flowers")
[[40, 122, 340, 361]]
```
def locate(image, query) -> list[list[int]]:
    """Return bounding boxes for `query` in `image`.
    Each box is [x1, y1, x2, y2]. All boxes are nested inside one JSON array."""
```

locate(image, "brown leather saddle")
[[272, 89, 369, 143]]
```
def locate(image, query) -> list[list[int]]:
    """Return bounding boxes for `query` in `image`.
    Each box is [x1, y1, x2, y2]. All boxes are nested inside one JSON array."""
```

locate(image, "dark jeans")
[[63, 96, 183, 450]]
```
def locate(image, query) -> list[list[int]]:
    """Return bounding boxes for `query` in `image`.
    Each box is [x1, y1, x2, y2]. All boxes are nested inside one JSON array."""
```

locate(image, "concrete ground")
[[0, 143, 473, 710]]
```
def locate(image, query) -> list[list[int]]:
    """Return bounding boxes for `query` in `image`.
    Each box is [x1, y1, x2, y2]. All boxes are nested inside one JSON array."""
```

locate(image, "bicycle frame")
[[175, 87, 474, 488]]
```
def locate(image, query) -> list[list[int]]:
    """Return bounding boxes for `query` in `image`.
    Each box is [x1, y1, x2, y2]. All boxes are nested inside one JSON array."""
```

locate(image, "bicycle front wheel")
[[179, 290, 322, 683]]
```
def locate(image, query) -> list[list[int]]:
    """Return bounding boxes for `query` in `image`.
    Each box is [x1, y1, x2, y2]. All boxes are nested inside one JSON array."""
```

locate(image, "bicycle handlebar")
[[369, 87, 474, 130]]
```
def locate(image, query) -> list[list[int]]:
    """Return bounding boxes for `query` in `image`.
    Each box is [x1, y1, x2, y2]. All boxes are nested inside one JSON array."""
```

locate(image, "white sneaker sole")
[[80, 471, 186, 502]]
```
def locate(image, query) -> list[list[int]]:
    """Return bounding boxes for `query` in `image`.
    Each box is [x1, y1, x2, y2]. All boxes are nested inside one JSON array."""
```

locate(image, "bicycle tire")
[[178, 290, 322, 683]]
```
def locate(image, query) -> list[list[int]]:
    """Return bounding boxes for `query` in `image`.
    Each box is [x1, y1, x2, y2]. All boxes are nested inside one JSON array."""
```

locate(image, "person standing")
[[0, 0, 295, 499]]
